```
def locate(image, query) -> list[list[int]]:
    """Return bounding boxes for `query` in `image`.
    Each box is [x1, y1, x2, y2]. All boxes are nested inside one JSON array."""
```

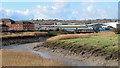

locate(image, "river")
[[2, 42, 91, 66]]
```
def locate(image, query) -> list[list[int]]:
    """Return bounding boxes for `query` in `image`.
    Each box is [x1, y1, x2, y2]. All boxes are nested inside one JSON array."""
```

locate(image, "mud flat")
[[1, 31, 67, 46], [33, 36, 119, 66], [2, 36, 49, 46], [2, 32, 119, 66], [2, 42, 91, 66]]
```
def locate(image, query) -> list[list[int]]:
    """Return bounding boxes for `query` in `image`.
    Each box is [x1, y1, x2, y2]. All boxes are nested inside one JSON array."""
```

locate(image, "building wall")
[[10, 24, 24, 30], [23, 24, 34, 30], [2, 27, 9, 31], [9, 24, 34, 31], [117, 24, 120, 28], [1, 20, 35, 31], [5, 22, 11, 26], [105, 22, 118, 28], [34, 24, 41, 30], [2, 22, 11, 26]]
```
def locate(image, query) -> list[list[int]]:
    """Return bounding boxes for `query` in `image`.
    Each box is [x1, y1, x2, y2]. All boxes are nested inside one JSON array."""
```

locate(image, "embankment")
[[33, 33, 119, 66], [1, 32, 51, 46], [2, 36, 47, 46], [34, 42, 118, 66], [1, 31, 70, 46]]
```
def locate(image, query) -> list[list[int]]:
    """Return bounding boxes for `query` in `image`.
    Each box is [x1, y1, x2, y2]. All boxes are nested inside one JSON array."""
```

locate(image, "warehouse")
[[105, 22, 119, 28]]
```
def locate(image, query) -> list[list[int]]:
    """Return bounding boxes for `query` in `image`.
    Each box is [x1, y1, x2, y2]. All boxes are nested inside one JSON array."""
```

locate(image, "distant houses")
[[0, 19, 15, 26], [0, 19, 64, 31], [0, 18, 119, 32], [0, 19, 15, 31], [10, 21, 34, 31], [0, 24, 9, 31], [0, 19, 35, 31], [55, 22, 62, 25], [34, 24, 41, 30]]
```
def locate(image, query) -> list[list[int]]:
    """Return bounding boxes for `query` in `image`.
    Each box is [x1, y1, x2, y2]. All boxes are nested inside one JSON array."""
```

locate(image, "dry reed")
[[47, 34, 91, 41], [47, 32, 116, 41], [2, 49, 66, 66], [1, 32, 48, 38]]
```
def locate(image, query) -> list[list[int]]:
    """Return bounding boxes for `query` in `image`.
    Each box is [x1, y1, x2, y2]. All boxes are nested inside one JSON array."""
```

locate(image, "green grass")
[[52, 35, 118, 51], [53, 40, 67, 43]]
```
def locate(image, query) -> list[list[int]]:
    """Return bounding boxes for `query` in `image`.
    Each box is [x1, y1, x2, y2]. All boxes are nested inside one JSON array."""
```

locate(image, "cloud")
[[32, 2, 71, 20], [68, 3, 118, 20], [37, 5, 41, 8], [15, 9, 29, 15], [89, 0, 96, 2], [52, 3, 69, 9], [79, 4, 118, 20], [87, 5, 94, 12], [0, 8, 33, 20], [0, 2, 118, 20], [72, 11, 79, 15]]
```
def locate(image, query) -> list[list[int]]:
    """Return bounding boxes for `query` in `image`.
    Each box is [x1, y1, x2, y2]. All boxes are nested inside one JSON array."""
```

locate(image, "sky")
[[0, 0, 119, 21]]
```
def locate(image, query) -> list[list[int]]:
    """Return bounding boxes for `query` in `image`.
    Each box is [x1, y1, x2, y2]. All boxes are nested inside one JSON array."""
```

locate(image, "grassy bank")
[[47, 34, 91, 41], [1, 31, 71, 46], [51, 35, 118, 52], [47, 32, 115, 41], [2, 49, 66, 66], [1, 31, 71, 38], [41, 32, 119, 61], [1, 32, 48, 38]]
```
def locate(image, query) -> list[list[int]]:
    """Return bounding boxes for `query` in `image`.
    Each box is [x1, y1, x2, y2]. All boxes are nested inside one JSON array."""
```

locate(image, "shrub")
[[112, 28, 120, 34], [48, 31, 69, 36]]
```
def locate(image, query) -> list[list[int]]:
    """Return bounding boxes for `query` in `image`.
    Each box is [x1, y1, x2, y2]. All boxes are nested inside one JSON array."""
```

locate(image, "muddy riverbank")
[[33, 42, 118, 66], [1, 32, 118, 66], [2, 36, 49, 46], [1, 35, 92, 66], [2, 42, 91, 66]]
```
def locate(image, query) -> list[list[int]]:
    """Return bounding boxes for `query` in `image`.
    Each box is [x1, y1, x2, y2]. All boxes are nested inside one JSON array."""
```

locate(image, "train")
[[40, 25, 97, 33]]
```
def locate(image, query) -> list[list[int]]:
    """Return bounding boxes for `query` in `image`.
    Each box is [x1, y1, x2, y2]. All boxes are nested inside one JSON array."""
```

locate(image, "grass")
[[48, 32, 118, 52], [40, 32, 118, 61], [70, 36, 118, 51], [47, 32, 116, 41], [47, 34, 91, 41], [1, 31, 70, 38], [1, 32, 48, 38], [2, 49, 66, 66]]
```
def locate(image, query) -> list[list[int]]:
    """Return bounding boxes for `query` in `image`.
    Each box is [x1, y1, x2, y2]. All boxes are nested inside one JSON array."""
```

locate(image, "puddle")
[[30, 50, 51, 58], [2, 42, 51, 58]]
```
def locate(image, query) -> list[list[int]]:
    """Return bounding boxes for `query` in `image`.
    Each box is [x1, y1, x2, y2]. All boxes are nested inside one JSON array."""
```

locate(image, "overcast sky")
[[0, 0, 119, 21]]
